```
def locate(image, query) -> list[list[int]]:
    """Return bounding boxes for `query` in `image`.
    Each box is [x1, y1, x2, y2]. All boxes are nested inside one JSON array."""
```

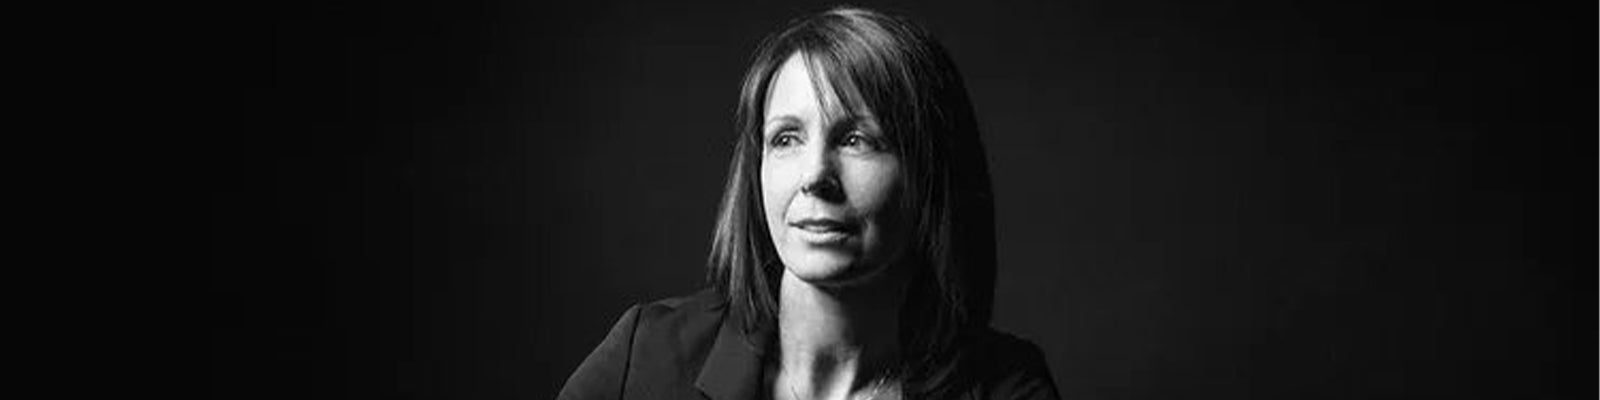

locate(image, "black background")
[[211, 0, 1592, 398]]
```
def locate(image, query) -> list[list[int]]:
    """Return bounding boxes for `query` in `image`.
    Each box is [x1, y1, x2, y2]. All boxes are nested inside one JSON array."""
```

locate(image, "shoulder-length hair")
[[707, 6, 996, 396]]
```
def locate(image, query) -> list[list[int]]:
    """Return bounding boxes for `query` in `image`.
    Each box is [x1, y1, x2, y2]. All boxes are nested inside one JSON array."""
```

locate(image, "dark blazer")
[[557, 289, 1060, 400]]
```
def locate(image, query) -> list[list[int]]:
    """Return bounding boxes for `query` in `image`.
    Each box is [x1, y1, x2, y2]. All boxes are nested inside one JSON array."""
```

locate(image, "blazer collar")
[[694, 306, 772, 400]]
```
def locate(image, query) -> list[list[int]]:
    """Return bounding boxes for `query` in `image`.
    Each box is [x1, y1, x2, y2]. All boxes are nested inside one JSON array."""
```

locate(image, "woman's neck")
[[775, 269, 908, 400]]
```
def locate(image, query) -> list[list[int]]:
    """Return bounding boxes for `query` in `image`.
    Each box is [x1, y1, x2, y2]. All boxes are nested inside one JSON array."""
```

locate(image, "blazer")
[[557, 289, 1060, 400]]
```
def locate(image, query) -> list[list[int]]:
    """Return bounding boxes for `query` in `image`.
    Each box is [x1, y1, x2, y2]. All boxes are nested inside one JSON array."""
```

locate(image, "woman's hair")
[[707, 6, 996, 396]]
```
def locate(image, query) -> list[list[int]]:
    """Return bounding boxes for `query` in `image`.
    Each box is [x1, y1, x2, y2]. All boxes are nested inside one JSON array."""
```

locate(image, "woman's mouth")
[[789, 218, 859, 244]]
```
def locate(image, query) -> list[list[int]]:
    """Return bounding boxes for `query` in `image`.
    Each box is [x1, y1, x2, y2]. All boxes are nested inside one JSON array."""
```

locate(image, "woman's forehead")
[[764, 52, 872, 125]]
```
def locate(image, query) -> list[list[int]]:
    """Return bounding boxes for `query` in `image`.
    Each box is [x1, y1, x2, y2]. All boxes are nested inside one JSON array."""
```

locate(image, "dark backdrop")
[[211, 0, 1592, 398]]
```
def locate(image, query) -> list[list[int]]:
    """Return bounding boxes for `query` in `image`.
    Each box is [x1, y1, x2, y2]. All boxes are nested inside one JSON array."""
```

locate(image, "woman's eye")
[[841, 132, 879, 151], [769, 132, 800, 148]]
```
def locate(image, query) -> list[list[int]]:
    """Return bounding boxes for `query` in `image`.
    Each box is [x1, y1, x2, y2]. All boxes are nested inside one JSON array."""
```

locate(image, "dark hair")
[[707, 6, 996, 396]]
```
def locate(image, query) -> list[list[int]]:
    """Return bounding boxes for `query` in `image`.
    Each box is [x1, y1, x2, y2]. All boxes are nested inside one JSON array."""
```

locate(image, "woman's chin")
[[781, 252, 886, 287]]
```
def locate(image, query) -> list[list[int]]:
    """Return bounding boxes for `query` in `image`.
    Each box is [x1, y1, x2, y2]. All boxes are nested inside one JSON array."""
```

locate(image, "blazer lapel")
[[694, 308, 770, 400]]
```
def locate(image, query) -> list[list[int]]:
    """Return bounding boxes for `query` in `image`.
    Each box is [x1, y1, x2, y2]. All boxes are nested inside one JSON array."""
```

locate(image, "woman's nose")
[[798, 144, 844, 202]]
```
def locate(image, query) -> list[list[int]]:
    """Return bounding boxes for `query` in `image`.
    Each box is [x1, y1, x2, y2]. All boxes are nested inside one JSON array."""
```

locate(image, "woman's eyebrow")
[[764, 115, 802, 131], [851, 113, 879, 127], [835, 113, 880, 131]]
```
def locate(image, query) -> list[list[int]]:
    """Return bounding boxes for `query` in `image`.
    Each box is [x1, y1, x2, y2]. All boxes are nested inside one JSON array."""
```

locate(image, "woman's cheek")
[[848, 160, 900, 212], [761, 159, 795, 232]]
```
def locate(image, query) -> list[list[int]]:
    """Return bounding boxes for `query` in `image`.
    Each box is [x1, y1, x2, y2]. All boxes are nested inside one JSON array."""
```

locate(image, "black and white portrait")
[[210, 1, 1591, 399]]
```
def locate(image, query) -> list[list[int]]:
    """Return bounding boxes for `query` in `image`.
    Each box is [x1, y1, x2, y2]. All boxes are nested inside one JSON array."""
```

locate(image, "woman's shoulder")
[[970, 328, 1049, 364], [962, 328, 1060, 400], [558, 289, 733, 400], [637, 287, 726, 312], [627, 288, 728, 332]]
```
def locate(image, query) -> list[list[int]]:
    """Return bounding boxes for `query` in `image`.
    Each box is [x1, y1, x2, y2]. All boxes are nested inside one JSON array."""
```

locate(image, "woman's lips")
[[789, 218, 859, 244], [790, 218, 859, 232]]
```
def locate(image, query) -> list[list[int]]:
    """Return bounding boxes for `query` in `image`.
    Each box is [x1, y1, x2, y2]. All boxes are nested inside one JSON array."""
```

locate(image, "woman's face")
[[761, 53, 909, 286]]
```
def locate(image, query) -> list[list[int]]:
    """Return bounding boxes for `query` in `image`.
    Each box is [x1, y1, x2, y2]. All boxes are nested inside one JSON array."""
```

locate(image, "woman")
[[559, 7, 1057, 400]]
